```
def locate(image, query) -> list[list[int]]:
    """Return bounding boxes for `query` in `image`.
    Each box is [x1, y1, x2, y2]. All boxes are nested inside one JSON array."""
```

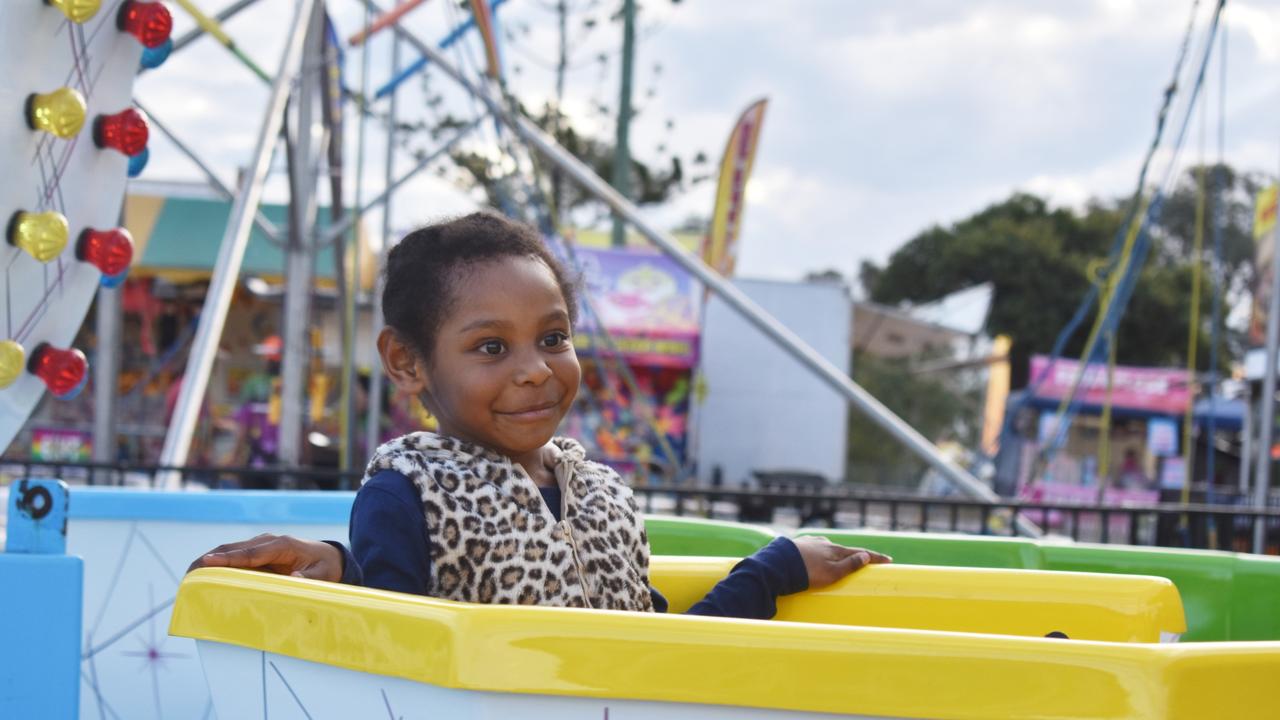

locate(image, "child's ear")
[[377, 328, 430, 395]]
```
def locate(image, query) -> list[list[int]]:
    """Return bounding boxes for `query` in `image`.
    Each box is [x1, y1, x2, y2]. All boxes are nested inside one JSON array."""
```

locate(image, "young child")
[[190, 212, 890, 618]]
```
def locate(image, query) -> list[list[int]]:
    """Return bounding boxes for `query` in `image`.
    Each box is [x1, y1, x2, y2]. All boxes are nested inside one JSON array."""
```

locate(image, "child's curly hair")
[[381, 211, 579, 360]]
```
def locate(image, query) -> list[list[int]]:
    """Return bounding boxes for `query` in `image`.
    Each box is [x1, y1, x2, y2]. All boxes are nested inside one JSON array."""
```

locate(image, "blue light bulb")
[[139, 38, 173, 70], [127, 146, 149, 178], [100, 270, 129, 288]]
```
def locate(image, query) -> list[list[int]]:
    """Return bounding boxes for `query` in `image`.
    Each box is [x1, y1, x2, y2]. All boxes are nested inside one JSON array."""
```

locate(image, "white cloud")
[[130, 0, 1272, 289]]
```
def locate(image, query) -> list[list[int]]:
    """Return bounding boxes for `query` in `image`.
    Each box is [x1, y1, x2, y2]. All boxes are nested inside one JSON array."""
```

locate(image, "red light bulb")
[[117, 1, 172, 48], [76, 228, 134, 276], [93, 108, 149, 156], [28, 343, 88, 399]]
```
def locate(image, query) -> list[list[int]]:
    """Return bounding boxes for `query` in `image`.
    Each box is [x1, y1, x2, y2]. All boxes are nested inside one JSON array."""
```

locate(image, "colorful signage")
[[1029, 355, 1191, 416], [566, 245, 701, 368], [1146, 417, 1179, 457], [31, 427, 92, 461]]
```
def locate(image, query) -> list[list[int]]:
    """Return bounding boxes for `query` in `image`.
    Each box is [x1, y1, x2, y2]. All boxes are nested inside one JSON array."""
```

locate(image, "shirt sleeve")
[[346, 470, 433, 595], [682, 536, 809, 619], [326, 541, 363, 586]]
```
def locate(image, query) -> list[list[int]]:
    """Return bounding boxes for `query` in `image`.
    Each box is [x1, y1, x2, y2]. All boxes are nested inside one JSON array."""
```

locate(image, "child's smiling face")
[[405, 254, 581, 459]]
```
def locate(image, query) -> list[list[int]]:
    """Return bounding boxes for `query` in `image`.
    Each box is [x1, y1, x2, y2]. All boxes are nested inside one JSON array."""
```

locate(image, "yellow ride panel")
[[650, 557, 1185, 642], [168, 565, 1278, 719]]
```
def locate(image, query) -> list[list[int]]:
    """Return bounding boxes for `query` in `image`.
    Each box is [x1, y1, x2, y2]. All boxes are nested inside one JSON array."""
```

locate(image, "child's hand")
[[187, 534, 344, 582], [791, 536, 892, 590]]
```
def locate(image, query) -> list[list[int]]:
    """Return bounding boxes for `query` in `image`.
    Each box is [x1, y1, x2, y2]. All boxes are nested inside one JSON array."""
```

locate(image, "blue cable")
[[373, 0, 511, 101], [1033, 1, 1226, 473]]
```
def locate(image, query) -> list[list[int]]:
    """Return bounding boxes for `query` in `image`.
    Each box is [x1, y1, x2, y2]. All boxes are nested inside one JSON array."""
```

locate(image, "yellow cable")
[[1097, 333, 1116, 499], [1048, 195, 1150, 427], [1180, 160, 1208, 509], [171, 0, 235, 46]]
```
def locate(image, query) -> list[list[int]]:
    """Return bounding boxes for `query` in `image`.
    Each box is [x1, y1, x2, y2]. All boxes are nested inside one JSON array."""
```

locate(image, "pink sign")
[[1029, 355, 1191, 416]]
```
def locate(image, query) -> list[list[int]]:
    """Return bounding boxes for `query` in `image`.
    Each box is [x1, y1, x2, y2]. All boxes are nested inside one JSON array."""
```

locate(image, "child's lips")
[[497, 399, 561, 421]]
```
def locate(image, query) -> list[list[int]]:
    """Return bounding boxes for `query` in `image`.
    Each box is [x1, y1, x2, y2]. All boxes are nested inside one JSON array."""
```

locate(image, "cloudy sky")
[[134, 0, 1280, 291]]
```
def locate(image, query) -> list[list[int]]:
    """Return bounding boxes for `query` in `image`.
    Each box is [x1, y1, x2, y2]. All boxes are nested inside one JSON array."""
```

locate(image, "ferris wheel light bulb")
[[117, 1, 173, 49], [127, 146, 150, 178], [7, 211, 70, 263], [94, 108, 149, 156], [139, 37, 172, 70], [48, 0, 102, 24], [0, 340, 25, 390], [77, 228, 135, 277], [25, 87, 87, 139], [28, 343, 88, 399]]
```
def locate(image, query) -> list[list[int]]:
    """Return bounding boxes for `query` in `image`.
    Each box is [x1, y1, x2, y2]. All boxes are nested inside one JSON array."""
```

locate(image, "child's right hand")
[[791, 535, 892, 590], [187, 533, 344, 582]]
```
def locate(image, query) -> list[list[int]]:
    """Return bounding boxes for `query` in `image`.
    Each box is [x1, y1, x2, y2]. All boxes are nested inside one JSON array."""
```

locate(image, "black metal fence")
[[0, 459, 361, 491], [4, 459, 1279, 554]]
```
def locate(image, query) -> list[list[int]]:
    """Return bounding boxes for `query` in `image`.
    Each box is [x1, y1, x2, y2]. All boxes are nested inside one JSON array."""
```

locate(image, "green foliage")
[[861, 166, 1263, 388], [846, 351, 983, 481]]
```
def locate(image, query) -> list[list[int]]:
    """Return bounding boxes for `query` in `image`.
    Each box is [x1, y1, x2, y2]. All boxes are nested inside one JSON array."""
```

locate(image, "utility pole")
[[609, 0, 636, 247], [551, 0, 568, 228], [1254, 210, 1280, 553]]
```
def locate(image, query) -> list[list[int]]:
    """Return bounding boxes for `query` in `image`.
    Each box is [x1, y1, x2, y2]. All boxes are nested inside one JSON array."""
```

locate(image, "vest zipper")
[[556, 458, 594, 608]]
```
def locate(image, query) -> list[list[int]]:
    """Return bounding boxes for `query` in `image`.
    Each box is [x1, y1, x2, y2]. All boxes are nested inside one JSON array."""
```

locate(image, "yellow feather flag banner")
[[469, 0, 502, 79], [1250, 184, 1280, 345], [701, 98, 768, 277]]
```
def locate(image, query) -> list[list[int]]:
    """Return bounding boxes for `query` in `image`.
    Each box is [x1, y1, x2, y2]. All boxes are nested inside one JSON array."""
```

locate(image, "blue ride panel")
[[7, 478, 69, 554], [1, 479, 82, 719]]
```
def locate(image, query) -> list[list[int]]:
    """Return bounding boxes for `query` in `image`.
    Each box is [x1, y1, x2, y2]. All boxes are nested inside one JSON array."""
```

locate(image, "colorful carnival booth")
[[559, 244, 700, 478]]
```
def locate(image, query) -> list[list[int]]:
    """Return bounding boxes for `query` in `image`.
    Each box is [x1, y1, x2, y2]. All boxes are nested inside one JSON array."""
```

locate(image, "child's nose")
[[513, 350, 553, 385]]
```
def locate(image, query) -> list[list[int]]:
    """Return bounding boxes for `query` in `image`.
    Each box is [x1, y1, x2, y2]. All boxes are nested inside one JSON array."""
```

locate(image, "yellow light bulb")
[[48, 0, 102, 23], [8, 211, 70, 263], [0, 340, 25, 389], [26, 87, 87, 139]]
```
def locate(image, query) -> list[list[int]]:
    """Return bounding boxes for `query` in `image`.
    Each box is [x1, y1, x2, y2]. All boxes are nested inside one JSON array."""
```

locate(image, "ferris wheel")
[[0, 0, 173, 453]]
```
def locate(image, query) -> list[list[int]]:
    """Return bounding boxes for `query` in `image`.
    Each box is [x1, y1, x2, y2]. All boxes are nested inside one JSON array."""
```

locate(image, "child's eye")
[[479, 340, 506, 356], [542, 332, 570, 348]]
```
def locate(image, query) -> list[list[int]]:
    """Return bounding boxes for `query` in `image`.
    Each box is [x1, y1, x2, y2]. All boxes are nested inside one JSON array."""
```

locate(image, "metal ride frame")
[[8, 457, 1280, 553], [150, 0, 1038, 533]]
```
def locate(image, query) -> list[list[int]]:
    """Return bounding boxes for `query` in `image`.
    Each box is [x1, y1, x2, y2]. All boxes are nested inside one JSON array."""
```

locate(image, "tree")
[[846, 350, 983, 484], [390, 3, 705, 227], [860, 168, 1260, 388]]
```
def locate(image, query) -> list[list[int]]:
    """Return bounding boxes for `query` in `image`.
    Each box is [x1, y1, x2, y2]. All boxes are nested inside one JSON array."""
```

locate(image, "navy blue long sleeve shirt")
[[333, 469, 808, 619]]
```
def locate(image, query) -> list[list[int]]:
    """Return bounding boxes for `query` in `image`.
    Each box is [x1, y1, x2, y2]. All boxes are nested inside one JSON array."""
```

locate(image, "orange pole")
[[348, 0, 431, 46]]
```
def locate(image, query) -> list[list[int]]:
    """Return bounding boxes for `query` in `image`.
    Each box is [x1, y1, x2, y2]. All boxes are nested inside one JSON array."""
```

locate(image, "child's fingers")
[[830, 544, 893, 565], [862, 549, 893, 564], [835, 551, 871, 574], [200, 536, 295, 570]]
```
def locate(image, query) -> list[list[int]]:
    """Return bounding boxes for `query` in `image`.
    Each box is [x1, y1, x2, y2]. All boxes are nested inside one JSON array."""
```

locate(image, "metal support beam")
[[159, 0, 318, 483], [278, 0, 328, 481], [137, 101, 282, 243], [92, 284, 122, 464], [365, 4, 1039, 536], [366, 36, 402, 459], [317, 115, 486, 247]]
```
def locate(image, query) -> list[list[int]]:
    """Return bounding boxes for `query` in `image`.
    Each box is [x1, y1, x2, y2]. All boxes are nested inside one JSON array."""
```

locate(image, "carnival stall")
[[559, 244, 700, 478]]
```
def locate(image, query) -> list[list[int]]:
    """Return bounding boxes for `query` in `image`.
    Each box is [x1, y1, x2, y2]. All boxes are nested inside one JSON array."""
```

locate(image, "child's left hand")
[[791, 536, 892, 589]]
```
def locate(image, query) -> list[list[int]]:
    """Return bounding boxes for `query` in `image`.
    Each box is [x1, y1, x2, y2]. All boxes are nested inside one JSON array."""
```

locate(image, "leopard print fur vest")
[[363, 432, 655, 612]]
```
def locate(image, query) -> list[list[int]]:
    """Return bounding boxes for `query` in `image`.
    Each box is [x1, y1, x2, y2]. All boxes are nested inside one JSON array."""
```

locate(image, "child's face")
[[408, 255, 581, 458]]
